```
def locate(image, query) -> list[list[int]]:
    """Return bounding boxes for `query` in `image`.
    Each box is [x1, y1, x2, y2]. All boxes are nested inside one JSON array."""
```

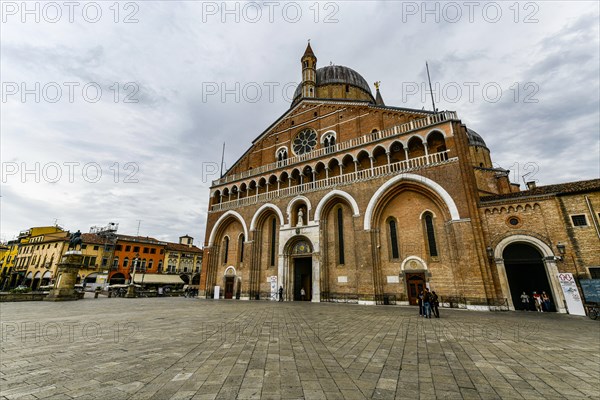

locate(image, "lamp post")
[[125, 253, 140, 298]]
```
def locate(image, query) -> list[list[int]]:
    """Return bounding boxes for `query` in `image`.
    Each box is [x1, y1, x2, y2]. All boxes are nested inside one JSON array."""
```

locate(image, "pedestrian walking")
[[541, 291, 551, 312], [520, 291, 529, 311], [279, 286, 284, 302], [423, 288, 432, 318], [532, 291, 543, 312], [431, 290, 440, 318], [418, 290, 424, 317], [300, 287, 306, 301]]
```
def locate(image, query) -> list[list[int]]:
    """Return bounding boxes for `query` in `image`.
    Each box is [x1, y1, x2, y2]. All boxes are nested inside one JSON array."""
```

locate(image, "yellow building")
[[0, 242, 13, 289], [164, 235, 203, 286], [7, 226, 66, 289], [79, 233, 117, 288], [20, 231, 69, 290]]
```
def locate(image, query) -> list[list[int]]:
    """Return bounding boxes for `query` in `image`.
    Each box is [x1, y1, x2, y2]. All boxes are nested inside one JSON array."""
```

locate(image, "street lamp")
[[125, 253, 140, 298], [486, 246, 494, 259]]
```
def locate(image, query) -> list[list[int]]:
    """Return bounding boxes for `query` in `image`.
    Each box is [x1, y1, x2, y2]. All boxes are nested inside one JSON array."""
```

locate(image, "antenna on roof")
[[220, 142, 226, 178], [426, 61, 437, 113]]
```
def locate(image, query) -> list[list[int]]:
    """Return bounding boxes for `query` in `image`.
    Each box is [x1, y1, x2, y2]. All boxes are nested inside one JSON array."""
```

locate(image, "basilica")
[[199, 43, 600, 312]]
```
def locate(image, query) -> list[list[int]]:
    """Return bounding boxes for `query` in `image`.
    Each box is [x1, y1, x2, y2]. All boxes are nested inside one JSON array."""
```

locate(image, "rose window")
[[293, 129, 317, 155]]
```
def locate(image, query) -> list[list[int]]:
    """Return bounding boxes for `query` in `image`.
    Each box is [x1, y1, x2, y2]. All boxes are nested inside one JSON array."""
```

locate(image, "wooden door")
[[406, 273, 425, 305], [224, 277, 234, 299]]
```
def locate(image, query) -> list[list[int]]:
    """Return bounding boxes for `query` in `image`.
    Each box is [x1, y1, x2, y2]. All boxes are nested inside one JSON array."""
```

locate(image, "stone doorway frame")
[[281, 236, 319, 302], [493, 235, 566, 313]]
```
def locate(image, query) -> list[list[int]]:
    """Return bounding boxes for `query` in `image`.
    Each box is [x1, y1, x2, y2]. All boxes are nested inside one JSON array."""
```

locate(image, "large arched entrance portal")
[[503, 243, 554, 311], [284, 237, 314, 301]]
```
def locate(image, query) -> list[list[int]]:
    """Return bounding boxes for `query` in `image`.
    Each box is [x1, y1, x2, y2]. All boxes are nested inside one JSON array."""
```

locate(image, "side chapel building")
[[200, 43, 600, 312]]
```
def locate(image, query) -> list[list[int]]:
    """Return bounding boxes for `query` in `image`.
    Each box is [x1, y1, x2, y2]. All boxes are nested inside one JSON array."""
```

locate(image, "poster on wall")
[[269, 276, 278, 301], [557, 273, 586, 316]]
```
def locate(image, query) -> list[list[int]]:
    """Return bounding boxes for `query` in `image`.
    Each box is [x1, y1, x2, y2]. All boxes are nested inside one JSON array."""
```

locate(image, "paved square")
[[1, 297, 599, 399]]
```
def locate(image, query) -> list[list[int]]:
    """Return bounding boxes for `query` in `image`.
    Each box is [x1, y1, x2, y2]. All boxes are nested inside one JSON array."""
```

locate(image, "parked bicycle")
[[585, 304, 599, 320]]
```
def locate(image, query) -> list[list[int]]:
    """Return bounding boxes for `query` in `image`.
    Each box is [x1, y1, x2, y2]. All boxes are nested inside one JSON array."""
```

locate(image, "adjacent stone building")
[[205, 44, 597, 311]]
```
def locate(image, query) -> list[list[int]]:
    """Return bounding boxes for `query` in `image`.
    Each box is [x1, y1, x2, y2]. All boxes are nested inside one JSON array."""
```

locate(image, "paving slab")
[[1, 298, 598, 399]]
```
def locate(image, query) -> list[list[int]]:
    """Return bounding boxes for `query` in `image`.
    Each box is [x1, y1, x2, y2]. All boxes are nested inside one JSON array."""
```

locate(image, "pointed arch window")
[[337, 207, 345, 265], [222, 237, 229, 264], [424, 213, 438, 257], [239, 234, 245, 262], [270, 218, 277, 267], [388, 219, 399, 259]]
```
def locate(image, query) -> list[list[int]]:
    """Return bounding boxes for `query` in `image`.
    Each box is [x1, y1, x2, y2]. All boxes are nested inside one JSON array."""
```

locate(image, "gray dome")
[[466, 128, 488, 148], [293, 65, 374, 102]]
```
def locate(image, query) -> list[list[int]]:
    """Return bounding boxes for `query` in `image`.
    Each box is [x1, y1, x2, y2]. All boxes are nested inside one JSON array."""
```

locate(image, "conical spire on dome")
[[302, 40, 316, 60]]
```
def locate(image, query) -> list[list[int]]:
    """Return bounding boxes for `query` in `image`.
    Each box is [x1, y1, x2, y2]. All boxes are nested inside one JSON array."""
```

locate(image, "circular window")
[[292, 129, 317, 155], [508, 217, 520, 226]]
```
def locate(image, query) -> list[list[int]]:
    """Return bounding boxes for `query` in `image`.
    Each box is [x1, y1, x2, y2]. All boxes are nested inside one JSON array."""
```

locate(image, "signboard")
[[579, 279, 600, 303], [214, 285, 220, 299], [557, 273, 586, 316], [269, 276, 277, 301]]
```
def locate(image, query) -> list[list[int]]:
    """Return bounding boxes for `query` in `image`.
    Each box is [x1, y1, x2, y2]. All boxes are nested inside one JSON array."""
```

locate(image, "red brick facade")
[[200, 45, 600, 312]]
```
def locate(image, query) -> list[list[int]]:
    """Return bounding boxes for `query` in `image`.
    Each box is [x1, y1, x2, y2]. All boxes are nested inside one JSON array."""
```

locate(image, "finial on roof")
[[374, 81, 385, 106]]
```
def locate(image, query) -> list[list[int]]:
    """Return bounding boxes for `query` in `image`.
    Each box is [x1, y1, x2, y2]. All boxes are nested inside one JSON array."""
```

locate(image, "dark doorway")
[[224, 277, 235, 299], [294, 257, 312, 301], [109, 273, 126, 285], [504, 243, 554, 311], [406, 273, 426, 305]]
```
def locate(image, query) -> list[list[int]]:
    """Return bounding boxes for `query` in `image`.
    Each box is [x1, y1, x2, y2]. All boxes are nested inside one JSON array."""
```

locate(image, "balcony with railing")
[[211, 150, 456, 212], [212, 111, 458, 187]]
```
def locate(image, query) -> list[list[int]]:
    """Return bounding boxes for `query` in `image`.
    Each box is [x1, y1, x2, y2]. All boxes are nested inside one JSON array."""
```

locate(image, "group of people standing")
[[418, 288, 440, 318], [520, 290, 552, 312]]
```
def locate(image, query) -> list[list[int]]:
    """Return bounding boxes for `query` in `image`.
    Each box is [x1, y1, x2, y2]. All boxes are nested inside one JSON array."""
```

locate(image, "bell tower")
[[301, 41, 317, 99]]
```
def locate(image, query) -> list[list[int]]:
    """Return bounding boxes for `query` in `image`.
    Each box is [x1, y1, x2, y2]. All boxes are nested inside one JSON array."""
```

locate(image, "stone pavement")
[[1, 297, 599, 400]]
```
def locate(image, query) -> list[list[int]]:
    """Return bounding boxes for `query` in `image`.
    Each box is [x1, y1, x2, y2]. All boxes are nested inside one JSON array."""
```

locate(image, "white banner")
[[558, 273, 586, 316], [269, 276, 278, 301]]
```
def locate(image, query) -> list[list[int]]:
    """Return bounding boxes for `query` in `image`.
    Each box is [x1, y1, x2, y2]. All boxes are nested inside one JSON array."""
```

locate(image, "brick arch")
[[313, 190, 360, 221], [287, 195, 313, 224], [364, 173, 460, 230], [250, 203, 285, 231], [208, 210, 249, 246]]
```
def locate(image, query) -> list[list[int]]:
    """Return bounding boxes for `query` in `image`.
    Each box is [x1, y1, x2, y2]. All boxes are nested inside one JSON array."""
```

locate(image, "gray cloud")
[[1, 1, 598, 243]]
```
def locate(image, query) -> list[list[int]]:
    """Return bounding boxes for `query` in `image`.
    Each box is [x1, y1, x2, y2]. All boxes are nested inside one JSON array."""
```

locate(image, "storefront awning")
[[134, 274, 185, 285]]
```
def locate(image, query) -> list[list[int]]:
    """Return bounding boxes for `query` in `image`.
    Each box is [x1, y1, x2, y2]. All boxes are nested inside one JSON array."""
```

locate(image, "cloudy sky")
[[1, 1, 599, 244]]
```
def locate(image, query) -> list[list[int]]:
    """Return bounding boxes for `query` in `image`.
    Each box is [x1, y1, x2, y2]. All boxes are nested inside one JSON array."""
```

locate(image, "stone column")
[[45, 252, 83, 302]]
